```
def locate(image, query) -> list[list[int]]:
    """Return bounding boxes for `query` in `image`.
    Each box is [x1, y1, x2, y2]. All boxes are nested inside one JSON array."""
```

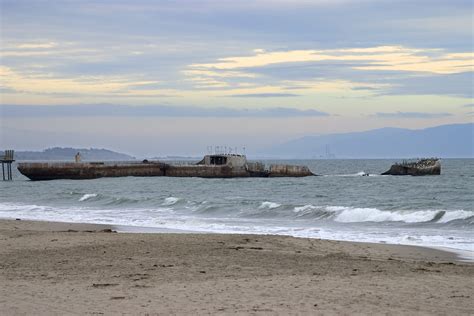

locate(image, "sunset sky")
[[1, 0, 472, 156]]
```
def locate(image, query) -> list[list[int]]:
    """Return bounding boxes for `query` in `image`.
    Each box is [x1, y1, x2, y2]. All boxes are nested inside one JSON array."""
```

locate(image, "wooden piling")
[[1, 150, 15, 181]]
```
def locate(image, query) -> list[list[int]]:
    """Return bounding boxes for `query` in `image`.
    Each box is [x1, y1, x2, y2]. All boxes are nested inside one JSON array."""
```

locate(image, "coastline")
[[2, 216, 471, 261], [1, 219, 473, 314], [113, 223, 474, 262]]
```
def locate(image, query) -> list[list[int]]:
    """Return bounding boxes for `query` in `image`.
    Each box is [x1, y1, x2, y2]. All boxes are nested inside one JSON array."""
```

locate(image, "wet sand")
[[0, 219, 472, 315]]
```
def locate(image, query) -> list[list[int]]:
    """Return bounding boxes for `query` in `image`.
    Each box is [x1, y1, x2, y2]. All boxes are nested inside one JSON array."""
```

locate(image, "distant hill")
[[265, 123, 474, 158], [2, 147, 135, 161]]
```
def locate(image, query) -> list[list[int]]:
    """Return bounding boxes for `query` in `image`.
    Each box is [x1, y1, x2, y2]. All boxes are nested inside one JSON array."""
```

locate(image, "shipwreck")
[[381, 158, 441, 176], [17, 154, 314, 181]]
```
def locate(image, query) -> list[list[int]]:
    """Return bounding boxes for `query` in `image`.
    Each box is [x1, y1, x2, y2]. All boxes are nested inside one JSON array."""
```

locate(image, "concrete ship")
[[17, 154, 314, 180], [381, 158, 441, 176]]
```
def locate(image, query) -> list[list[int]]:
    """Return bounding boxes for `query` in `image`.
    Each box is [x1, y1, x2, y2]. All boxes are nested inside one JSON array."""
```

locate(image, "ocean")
[[1, 159, 472, 256]]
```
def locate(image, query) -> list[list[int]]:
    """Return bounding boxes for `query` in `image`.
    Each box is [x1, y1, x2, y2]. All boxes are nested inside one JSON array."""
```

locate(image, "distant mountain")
[[2, 147, 135, 161], [265, 123, 474, 158]]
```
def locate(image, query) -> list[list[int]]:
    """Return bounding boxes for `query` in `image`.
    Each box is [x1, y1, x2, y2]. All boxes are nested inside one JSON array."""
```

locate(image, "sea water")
[[1, 159, 472, 256]]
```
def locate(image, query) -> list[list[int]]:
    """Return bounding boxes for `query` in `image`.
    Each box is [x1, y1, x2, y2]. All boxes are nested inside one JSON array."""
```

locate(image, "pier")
[[1, 150, 15, 181]]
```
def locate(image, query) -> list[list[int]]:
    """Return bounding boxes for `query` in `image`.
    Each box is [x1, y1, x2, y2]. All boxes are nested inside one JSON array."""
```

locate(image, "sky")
[[0, 0, 473, 156]]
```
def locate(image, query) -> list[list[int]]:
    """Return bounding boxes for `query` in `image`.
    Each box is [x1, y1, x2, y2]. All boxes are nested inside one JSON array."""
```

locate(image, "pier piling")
[[1, 150, 15, 181]]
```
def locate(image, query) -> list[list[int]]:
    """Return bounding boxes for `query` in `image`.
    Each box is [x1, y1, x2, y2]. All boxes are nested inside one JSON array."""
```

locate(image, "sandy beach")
[[0, 219, 472, 315]]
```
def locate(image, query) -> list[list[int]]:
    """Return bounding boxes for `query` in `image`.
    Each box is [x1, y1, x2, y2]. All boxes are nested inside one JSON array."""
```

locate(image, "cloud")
[[206, 80, 385, 98], [2, 1, 472, 105], [181, 45, 472, 98], [15, 42, 57, 49], [2, 41, 100, 57], [189, 46, 472, 75], [354, 53, 473, 74], [463, 103, 474, 108], [373, 111, 452, 119], [0, 104, 329, 118], [227, 93, 299, 98], [182, 69, 256, 78], [0, 66, 174, 97]]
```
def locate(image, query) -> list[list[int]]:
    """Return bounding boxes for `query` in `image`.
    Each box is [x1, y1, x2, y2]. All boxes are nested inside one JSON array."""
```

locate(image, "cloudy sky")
[[0, 0, 472, 156]]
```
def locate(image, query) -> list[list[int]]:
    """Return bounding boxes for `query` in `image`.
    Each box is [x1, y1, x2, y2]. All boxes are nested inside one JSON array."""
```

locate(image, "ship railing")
[[166, 161, 196, 166]]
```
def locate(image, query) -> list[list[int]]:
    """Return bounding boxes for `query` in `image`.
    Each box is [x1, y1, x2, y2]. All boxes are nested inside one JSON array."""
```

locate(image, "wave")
[[332, 207, 473, 224], [76, 194, 187, 208], [0, 201, 472, 253], [294, 204, 317, 213], [323, 171, 386, 177], [77, 193, 149, 207], [78, 193, 98, 202], [292, 205, 333, 220], [259, 201, 281, 209], [289, 204, 473, 224], [211, 201, 474, 225], [0, 199, 472, 227], [0, 202, 50, 213], [162, 197, 181, 206], [437, 210, 474, 223]]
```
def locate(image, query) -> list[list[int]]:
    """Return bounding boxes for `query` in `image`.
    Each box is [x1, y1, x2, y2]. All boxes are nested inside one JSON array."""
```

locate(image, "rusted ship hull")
[[17, 162, 165, 181], [17, 161, 314, 181]]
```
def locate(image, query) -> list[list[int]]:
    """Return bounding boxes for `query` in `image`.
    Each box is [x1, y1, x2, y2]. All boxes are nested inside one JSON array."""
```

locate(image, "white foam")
[[0, 202, 47, 212], [79, 194, 97, 202], [333, 207, 473, 224], [162, 197, 180, 206], [294, 205, 317, 213], [259, 201, 281, 209], [326, 206, 349, 212], [0, 201, 472, 254], [438, 210, 474, 223], [335, 207, 435, 223], [324, 172, 371, 177]]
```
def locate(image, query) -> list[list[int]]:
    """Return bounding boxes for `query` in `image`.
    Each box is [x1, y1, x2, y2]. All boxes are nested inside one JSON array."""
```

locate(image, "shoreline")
[[2, 216, 472, 262], [1, 218, 473, 314], [113, 223, 474, 263]]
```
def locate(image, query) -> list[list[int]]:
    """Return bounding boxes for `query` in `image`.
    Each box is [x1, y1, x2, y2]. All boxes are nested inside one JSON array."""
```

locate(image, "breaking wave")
[[0, 201, 472, 253], [288, 204, 473, 224], [293, 204, 317, 213], [79, 193, 98, 202], [290, 204, 472, 224], [3, 198, 471, 226], [323, 171, 381, 177], [330, 206, 473, 224], [259, 201, 281, 209], [162, 197, 180, 206]]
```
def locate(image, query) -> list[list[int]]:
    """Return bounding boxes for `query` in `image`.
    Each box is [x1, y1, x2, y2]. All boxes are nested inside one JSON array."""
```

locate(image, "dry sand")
[[0, 219, 472, 315]]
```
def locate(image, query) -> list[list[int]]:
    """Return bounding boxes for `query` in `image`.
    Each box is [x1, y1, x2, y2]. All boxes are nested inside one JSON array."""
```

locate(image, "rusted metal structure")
[[1, 150, 15, 181], [17, 154, 314, 181], [381, 158, 441, 176]]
